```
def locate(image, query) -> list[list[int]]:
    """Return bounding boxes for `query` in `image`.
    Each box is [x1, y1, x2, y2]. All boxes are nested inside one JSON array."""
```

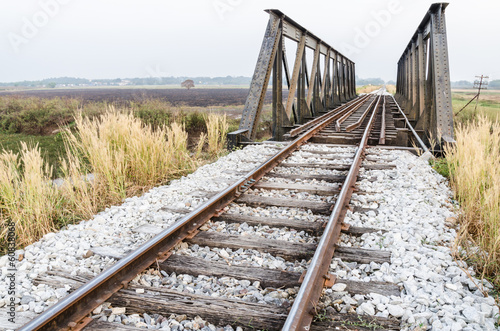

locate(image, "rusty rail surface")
[[20, 93, 378, 331], [283, 90, 383, 330]]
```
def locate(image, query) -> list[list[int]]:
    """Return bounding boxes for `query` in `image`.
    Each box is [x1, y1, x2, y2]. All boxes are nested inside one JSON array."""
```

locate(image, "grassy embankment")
[[433, 90, 500, 292], [0, 96, 245, 177], [0, 96, 235, 253]]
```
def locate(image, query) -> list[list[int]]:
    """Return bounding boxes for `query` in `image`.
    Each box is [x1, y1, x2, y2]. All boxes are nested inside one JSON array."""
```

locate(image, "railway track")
[[21, 89, 419, 331]]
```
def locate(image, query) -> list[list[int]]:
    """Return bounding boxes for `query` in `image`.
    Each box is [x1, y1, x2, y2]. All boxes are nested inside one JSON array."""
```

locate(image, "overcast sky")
[[0, 0, 499, 83]]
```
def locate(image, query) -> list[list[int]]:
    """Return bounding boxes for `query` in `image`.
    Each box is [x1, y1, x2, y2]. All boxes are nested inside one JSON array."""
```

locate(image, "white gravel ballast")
[[0, 143, 498, 331]]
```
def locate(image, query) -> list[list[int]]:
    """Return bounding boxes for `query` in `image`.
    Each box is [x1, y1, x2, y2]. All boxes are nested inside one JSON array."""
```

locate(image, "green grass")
[[452, 90, 500, 124], [0, 133, 66, 177], [430, 157, 450, 178]]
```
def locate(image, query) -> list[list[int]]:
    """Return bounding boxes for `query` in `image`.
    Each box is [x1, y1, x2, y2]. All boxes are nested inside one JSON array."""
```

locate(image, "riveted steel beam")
[[395, 3, 454, 145]]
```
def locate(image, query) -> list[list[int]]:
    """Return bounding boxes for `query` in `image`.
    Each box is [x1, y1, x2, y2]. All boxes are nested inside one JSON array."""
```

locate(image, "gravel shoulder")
[[0, 144, 498, 331]]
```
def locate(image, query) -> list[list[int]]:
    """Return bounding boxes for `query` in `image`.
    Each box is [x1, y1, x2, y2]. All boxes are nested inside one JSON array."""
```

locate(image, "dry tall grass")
[[205, 113, 228, 156], [0, 143, 59, 248], [445, 116, 500, 286], [0, 108, 226, 251], [62, 108, 197, 206]]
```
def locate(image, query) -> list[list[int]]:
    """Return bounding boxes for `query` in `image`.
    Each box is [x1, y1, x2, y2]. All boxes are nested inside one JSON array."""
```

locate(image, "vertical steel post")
[[321, 50, 331, 110], [339, 56, 346, 103], [417, 32, 426, 119], [430, 6, 454, 142], [272, 23, 285, 141], [409, 41, 418, 121], [313, 61, 321, 115], [332, 52, 340, 106], [238, 14, 281, 140]]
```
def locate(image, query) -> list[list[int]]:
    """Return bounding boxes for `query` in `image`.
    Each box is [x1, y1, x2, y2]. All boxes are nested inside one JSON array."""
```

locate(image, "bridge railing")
[[395, 2, 455, 145], [229, 9, 356, 146]]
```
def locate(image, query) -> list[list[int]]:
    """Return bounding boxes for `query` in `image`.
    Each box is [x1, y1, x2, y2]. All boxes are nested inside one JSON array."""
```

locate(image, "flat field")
[[452, 89, 500, 123], [0, 87, 270, 107]]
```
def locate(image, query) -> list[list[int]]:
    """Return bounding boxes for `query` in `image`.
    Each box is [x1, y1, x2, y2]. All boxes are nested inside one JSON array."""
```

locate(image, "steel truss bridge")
[[229, 2, 454, 149]]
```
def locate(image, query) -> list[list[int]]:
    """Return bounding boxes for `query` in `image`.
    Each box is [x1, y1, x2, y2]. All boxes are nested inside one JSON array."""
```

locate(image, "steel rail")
[[20, 89, 376, 331], [344, 95, 379, 132], [390, 95, 429, 153], [282, 91, 383, 331], [379, 95, 386, 145], [288, 94, 371, 137], [335, 95, 375, 132]]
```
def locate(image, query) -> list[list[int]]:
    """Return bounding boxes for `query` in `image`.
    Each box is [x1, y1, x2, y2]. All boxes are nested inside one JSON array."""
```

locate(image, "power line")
[[455, 75, 488, 115]]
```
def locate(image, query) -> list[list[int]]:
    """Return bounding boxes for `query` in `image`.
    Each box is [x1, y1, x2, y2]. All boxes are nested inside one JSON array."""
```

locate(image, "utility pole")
[[456, 75, 489, 115], [473, 75, 488, 111]]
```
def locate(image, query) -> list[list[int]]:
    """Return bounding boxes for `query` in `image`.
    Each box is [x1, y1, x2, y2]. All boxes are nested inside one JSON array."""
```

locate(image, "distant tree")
[[181, 79, 195, 90], [489, 80, 500, 89], [451, 80, 473, 88], [47, 82, 56, 88]]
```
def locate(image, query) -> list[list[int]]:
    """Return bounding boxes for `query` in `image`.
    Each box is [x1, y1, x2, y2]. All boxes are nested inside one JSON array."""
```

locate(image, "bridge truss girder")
[[236, 9, 356, 142], [395, 3, 454, 145]]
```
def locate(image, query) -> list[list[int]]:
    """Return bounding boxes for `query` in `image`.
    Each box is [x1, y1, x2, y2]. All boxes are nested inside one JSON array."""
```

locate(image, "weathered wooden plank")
[[133, 224, 167, 235], [363, 164, 397, 170], [133, 221, 384, 243], [279, 163, 396, 170], [86, 320, 145, 331], [214, 214, 324, 234], [342, 226, 386, 237], [236, 194, 376, 216], [295, 153, 395, 163], [36, 274, 288, 330], [311, 136, 362, 144], [310, 311, 400, 330], [336, 279, 401, 297], [236, 194, 333, 214], [252, 181, 340, 195], [301, 148, 398, 161], [111, 286, 287, 330], [91, 247, 130, 260], [335, 246, 391, 264], [298, 149, 354, 155], [187, 232, 390, 265], [301, 143, 358, 149], [280, 162, 351, 170], [186, 231, 316, 260], [160, 254, 300, 288], [265, 172, 347, 183], [159, 206, 192, 214], [161, 255, 399, 296]]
